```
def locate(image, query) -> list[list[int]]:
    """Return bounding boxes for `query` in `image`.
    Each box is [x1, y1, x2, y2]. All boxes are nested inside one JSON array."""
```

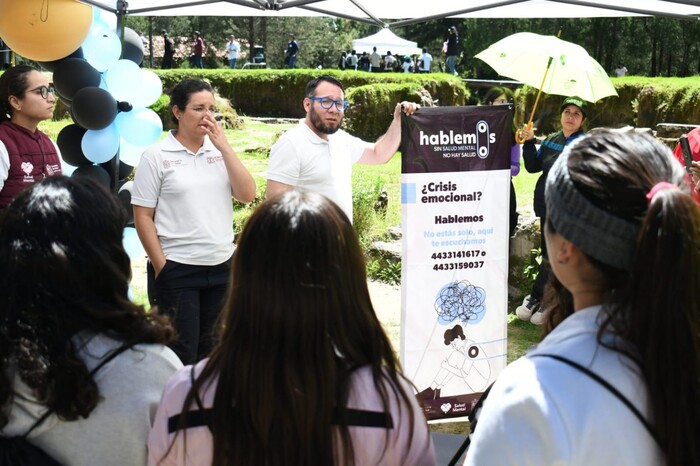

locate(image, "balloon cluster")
[[0, 2, 158, 258], [49, 8, 163, 191]]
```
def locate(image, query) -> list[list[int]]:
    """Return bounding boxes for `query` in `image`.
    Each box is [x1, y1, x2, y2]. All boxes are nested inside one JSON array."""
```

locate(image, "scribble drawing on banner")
[[434, 280, 486, 325], [418, 324, 492, 401]]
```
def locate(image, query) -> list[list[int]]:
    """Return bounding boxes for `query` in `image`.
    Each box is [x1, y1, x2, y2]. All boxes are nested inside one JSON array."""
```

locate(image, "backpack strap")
[[22, 342, 134, 438], [532, 353, 661, 447], [172, 364, 394, 435], [167, 406, 393, 435]]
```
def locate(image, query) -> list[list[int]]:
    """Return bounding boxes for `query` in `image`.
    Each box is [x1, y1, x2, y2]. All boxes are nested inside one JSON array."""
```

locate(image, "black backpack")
[[0, 344, 133, 466]]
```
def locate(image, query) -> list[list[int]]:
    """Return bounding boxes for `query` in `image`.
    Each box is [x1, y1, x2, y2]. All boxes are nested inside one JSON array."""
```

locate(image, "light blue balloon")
[[115, 109, 163, 147], [131, 70, 163, 109], [123, 227, 145, 261], [119, 138, 149, 167], [82, 124, 120, 164], [60, 160, 77, 176], [104, 59, 143, 103], [82, 24, 121, 72], [92, 6, 116, 30]]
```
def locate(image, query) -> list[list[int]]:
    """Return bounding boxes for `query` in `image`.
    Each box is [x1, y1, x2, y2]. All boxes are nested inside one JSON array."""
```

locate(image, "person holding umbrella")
[[516, 96, 586, 325]]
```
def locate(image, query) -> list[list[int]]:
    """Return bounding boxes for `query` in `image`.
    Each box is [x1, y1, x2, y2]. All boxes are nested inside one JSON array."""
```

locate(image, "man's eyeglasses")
[[309, 96, 349, 112], [29, 86, 55, 100]]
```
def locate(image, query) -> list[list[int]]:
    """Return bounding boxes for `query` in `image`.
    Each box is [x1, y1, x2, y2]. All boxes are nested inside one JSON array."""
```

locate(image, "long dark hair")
[[0, 176, 174, 428], [180, 190, 417, 465], [0, 64, 35, 122], [544, 130, 700, 465]]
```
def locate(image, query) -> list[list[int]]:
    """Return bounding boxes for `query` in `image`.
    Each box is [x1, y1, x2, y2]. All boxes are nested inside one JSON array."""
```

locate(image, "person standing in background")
[[358, 52, 370, 72], [348, 49, 358, 70], [0, 65, 62, 210], [614, 64, 628, 77], [286, 33, 299, 68], [516, 96, 587, 326], [162, 30, 174, 69], [445, 26, 459, 76], [384, 51, 395, 72], [338, 51, 348, 70], [419, 47, 433, 72], [192, 31, 204, 69], [370, 46, 382, 72], [226, 35, 240, 69]]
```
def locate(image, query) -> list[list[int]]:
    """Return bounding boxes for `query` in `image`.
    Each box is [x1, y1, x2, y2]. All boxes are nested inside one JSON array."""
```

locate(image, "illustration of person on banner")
[[399, 104, 513, 421]]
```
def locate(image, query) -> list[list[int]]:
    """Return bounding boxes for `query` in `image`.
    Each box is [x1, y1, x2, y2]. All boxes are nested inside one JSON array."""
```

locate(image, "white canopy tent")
[[86, 0, 700, 25], [352, 29, 421, 56]]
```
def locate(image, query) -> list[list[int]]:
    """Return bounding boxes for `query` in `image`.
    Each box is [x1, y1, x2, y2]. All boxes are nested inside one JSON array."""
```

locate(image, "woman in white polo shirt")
[[132, 78, 256, 365]]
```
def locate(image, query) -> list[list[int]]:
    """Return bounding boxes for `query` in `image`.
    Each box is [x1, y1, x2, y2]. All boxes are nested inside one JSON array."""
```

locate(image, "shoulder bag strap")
[[532, 353, 661, 447], [22, 342, 134, 438], [446, 382, 495, 466]]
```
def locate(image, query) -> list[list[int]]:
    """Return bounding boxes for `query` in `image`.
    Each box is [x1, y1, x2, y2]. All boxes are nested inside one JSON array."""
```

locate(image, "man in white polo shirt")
[[266, 75, 419, 220]]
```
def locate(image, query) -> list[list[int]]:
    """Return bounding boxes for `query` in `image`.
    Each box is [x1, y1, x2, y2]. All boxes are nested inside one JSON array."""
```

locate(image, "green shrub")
[[367, 258, 401, 285], [352, 174, 385, 246]]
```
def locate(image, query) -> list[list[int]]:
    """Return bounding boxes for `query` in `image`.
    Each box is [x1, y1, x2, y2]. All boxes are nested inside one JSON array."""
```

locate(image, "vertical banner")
[[400, 105, 511, 421]]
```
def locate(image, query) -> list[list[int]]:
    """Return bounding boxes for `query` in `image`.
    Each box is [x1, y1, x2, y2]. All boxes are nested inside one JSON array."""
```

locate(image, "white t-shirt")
[[420, 52, 433, 71], [226, 40, 240, 59], [131, 131, 236, 266], [267, 121, 369, 220], [384, 55, 396, 70]]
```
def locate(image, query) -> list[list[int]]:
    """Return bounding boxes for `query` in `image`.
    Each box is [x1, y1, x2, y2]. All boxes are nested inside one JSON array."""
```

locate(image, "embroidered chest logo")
[[21, 161, 33, 175], [207, 155, 224, 164], [163, 159, 184, 169]]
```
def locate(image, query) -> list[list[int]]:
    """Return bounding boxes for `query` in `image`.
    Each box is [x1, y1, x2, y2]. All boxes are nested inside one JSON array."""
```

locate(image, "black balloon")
[[72, 164, 111, 189], [100, 159, 134, 181], [38, 48, 84, 72], [122, 28, 145, 65], [57, 124, 90, 167], [72, 87, 118, 130], [53, 58, 101, 101], [118, 181, 135, 226]]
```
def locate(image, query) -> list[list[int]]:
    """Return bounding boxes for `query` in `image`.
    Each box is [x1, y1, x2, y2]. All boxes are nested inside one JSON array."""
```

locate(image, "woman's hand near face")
[[200, 113, 228, 151]]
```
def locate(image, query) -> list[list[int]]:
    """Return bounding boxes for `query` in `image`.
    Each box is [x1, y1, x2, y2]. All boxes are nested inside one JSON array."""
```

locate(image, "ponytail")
[[613, 187, 700, 465]]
